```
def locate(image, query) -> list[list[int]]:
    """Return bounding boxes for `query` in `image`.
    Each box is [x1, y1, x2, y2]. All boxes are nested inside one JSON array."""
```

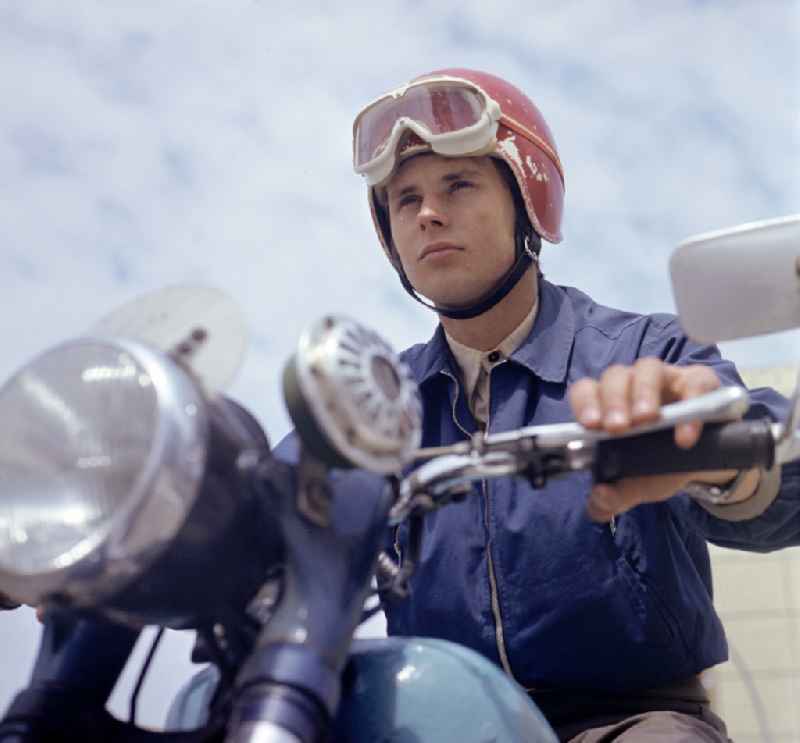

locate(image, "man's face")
[[385, 154, 517, 308]]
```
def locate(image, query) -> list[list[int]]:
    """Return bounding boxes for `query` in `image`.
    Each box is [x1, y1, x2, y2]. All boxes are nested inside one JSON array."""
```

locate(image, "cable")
[[727, 639, 773, 743], [358, 590, 384, 626], [128, 626, 165, 725]]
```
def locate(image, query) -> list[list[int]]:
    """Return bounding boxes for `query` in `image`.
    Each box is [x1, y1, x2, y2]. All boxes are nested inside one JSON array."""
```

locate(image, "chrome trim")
[[412, 386, 749, 461], [487, 386, 749, 448], [0, 336, 209, 607], [775, 367, 800, 464], [390, 452, 519, 524], [226, 721, 302, 743], [774, 422, 798, 464]]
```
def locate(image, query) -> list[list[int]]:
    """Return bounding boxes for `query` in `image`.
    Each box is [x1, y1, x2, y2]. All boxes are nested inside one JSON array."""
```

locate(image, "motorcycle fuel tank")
[[167, 636, 557, 741], [333, 637, 557, 742]]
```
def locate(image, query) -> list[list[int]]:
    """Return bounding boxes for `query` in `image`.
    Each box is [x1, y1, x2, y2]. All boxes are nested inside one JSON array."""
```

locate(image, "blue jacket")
[[278, 278, 800, 692]]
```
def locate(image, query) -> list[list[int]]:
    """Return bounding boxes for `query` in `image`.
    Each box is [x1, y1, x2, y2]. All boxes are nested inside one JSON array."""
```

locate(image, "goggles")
[[353, 77, 502, 186]]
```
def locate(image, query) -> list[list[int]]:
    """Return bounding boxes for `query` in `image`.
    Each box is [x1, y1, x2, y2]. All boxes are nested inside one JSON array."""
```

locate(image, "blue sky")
[[0, 0, 797, 727]]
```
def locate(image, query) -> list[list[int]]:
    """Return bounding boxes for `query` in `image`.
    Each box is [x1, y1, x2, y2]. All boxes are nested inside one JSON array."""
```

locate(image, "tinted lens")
[[354, 83, 484, 167]]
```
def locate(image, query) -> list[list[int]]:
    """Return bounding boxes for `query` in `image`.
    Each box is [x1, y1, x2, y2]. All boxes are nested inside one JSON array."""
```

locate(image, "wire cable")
[[728, 639, 773, 743], [128, 626, 165, 725]]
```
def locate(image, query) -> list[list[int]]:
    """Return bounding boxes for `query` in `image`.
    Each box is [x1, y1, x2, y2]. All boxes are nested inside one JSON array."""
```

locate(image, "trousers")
[[560, 710, 729, 742], [529, 675, 730, 742]]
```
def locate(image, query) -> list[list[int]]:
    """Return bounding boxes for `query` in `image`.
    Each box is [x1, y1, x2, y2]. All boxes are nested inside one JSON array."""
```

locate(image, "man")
[[349, 68, 799, 741]]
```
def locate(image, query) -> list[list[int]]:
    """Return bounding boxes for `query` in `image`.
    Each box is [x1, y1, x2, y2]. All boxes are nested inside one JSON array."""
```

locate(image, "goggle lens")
[[354, 83, 486, 168]]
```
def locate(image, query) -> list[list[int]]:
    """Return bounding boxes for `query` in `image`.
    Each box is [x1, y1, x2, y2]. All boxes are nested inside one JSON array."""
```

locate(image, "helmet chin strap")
[[396, 229, 539, 320]]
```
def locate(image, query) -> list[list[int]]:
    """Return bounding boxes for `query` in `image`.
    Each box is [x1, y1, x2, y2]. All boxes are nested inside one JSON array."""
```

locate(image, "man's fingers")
[[629, 357, 666, 424], [568, 378, 603, 428], [664, 365, 721, 448], [667, 365, 720, 408], [587, 473, 693, 522], [587, 484, 619, 522], [597, 365, 633, 432], [572, 362, 723, 446], [675, 420, 702, 449], [577, 362, 728, 521]]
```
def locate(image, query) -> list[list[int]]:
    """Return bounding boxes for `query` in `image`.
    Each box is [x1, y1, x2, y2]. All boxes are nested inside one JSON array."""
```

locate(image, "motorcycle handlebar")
[[394, 404, 781, 522], [593, 418, 776, 482]]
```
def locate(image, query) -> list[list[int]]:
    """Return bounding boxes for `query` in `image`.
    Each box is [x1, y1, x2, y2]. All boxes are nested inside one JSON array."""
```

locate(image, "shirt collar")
[[444, 299, 538, 397], [404, 278, 575, 386]]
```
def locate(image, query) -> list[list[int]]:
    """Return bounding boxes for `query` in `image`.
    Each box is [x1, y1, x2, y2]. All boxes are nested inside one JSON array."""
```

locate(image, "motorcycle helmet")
[[352, 68, 565, 319]]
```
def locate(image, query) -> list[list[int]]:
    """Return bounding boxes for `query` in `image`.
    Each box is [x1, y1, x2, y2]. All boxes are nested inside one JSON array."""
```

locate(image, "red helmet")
[[353, 68, 565, 264]]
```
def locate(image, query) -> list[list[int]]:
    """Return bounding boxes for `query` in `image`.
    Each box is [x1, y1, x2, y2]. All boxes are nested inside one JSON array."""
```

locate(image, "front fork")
[[0, 613, 139, 741], [226, 456, 392, 743]]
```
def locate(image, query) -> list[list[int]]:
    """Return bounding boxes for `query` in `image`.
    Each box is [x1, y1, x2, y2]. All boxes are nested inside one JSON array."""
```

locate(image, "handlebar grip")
[[593, 419, 775, 483]]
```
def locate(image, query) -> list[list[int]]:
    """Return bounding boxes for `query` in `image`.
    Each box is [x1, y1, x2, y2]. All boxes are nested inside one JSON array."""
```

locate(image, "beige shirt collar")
[[445, 298, 539, 409]]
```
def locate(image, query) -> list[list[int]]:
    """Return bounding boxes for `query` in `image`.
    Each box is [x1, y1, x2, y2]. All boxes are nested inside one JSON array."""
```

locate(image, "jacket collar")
[[509, 278, 575, 384], [405, 278, 575, 387], [405, 324, 456, 387]]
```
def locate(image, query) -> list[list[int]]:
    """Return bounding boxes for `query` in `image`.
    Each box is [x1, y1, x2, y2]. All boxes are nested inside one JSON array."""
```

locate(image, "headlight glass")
[[0, 340, 159, 575]]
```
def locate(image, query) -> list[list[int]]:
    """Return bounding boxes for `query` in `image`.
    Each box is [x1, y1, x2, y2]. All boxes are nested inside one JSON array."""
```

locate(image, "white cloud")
[[0, 0, 796, 729]]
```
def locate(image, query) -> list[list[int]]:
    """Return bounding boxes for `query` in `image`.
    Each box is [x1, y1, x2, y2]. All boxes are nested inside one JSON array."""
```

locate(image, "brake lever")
[[389, 451, 520, 524], [411, 387, 748, 462], [485, 386, 748, 450], [392, 387, 751, 524]]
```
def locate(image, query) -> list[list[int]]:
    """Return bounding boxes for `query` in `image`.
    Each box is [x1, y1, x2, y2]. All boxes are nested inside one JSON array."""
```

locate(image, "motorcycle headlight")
[[0, 337, 208, 607]]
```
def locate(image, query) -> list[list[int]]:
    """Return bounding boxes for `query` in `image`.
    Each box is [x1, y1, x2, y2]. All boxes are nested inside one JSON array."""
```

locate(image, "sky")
[[0, 0, 798, 729]]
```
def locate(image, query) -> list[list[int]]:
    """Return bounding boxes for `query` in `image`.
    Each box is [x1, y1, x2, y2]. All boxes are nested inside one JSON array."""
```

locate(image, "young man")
[[351, 69, 799, 741]]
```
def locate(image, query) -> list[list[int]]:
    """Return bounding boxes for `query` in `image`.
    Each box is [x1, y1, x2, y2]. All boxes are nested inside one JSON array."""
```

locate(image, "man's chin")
[[410, 279, 491, 312], [428, 291, 487, 312]]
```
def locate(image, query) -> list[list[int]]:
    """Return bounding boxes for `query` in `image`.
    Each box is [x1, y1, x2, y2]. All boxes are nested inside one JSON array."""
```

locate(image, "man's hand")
[[568, 358, 756, 522]]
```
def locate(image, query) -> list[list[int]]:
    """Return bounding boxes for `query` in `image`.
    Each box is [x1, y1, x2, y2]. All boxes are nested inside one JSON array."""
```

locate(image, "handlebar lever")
[[392, 387, 775, 523]]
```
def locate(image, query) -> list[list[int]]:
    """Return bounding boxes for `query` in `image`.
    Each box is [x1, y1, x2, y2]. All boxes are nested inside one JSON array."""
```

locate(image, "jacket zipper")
[[442, 369, 516, 679], [481, 478, 515, 677]]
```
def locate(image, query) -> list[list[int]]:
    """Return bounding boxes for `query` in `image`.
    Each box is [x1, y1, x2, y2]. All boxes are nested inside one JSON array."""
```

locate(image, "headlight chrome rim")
[[0, 336, 210, 608]]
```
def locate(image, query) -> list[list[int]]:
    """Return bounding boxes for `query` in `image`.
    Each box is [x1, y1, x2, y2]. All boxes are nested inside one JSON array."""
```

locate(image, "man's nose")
[[417, 198, 448, 231]]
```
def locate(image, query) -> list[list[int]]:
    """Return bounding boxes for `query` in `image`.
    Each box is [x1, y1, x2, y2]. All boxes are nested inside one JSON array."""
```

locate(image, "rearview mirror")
[[670, 215, 800, 343]]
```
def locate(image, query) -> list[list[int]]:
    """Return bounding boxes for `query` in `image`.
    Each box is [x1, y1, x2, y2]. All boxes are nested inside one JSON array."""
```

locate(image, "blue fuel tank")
[[167, 637, 557, 741], [333, 637, 557, 741]]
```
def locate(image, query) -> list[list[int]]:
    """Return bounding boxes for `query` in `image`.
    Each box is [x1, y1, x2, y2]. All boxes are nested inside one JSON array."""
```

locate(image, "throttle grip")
[[593, 419, 775, 483]]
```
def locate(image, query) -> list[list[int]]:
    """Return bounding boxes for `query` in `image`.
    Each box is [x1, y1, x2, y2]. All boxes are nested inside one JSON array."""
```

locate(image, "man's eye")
[[397, 195, 419, 208], [450, 180, 473, 192]]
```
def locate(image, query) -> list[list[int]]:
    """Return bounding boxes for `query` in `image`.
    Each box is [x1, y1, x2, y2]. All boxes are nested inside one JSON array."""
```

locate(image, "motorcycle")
[[0, 216, 797, 742]]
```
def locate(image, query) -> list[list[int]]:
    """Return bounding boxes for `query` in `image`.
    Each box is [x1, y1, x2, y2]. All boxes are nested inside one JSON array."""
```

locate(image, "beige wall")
[[709, 366, 799, 741], [710, 545, 800, 741]]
